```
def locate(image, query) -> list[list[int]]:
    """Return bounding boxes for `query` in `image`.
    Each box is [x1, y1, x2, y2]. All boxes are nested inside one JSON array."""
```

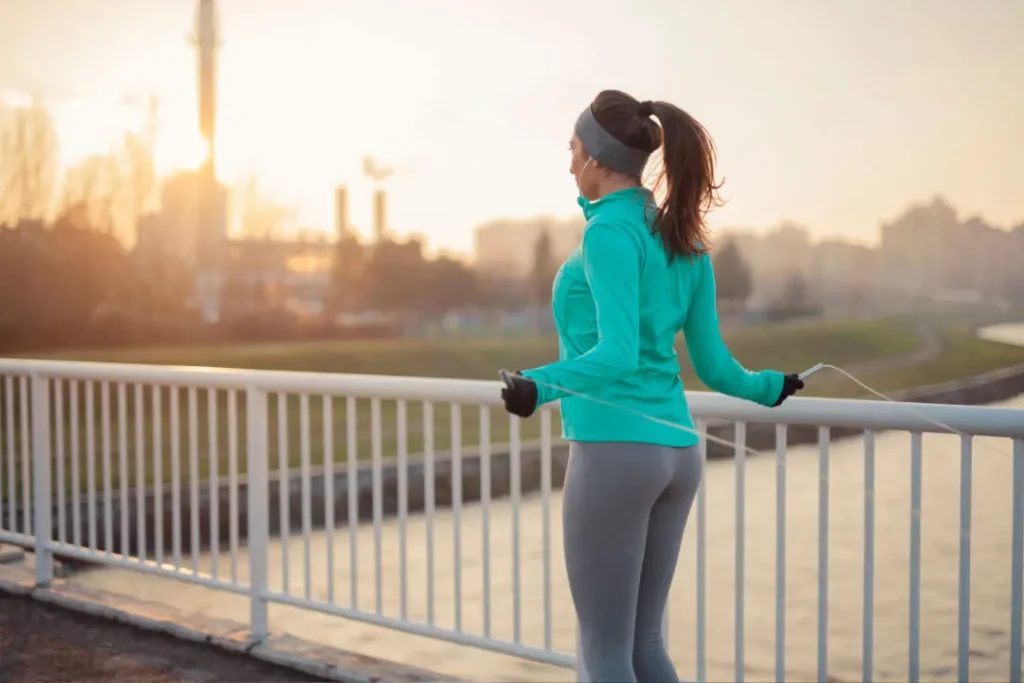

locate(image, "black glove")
[[772, 373, 805, 407], [500, 369, 539, 419]]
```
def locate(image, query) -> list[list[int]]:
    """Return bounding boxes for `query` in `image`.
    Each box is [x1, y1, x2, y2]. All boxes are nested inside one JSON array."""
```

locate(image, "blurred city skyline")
[[1, 0, 1022, 254]]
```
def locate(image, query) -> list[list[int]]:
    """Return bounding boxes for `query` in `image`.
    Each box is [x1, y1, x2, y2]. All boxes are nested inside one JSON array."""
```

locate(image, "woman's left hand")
[[500, 369, 539, 418]]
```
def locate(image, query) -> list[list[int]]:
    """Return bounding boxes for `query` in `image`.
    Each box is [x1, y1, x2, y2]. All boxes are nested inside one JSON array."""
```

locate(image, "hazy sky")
[[1, 0, 1022, 253]]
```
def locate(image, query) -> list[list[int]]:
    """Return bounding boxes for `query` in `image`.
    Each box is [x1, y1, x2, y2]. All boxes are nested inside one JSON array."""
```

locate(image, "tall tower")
[[362, 156, 394, 243], [335, 185, 349, 240], [194, 0, 220, 182], [373, 189, 387, 242], [191, 0, 225, 323]]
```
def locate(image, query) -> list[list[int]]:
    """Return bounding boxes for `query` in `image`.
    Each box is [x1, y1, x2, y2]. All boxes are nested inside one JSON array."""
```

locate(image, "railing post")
[[246, 387, 269, 641], [31, 374, 53, 586]]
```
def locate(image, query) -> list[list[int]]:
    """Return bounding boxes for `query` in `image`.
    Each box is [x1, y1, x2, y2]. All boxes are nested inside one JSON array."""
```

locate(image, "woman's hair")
[[589, 89, 724, 259]]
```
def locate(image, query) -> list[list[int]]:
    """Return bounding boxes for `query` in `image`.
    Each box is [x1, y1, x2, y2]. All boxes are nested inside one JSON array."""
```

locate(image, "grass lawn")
[[2, 313, 1022, 500], [836, 321, 1024, 397], [797, 313, 1024, 399], [14, 314, 921, 380]]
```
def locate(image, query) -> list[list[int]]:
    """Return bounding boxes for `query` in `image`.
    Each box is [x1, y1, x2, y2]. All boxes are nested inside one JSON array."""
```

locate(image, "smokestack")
[[335, 185, 349, 239], [373, 188, 387, 242], [194, 0, 221, 175]]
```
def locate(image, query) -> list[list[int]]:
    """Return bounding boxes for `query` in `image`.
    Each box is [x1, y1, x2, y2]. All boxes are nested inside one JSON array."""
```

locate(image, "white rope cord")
[[513, 363, 1014, 460]]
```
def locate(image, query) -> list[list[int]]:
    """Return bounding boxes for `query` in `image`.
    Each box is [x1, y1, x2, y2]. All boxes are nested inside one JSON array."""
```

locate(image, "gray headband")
[[574, 106, 652, 178]]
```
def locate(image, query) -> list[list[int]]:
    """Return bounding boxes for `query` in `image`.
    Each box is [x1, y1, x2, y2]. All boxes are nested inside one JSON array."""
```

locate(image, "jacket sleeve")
[[682, 254, 784, 406], [520, 222, 641, 406]]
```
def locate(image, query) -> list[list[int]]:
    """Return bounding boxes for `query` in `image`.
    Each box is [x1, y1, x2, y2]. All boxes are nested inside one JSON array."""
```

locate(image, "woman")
[[500, 90, 804, 682]]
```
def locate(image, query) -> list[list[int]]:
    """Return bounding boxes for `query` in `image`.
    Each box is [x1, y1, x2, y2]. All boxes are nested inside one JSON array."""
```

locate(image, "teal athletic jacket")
[[521, 186, 784, 448]]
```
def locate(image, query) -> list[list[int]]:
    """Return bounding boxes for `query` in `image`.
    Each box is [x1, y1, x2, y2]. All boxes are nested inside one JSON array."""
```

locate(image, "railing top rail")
[[0, 357, 500, 401], [1, 357, 1022, 438]]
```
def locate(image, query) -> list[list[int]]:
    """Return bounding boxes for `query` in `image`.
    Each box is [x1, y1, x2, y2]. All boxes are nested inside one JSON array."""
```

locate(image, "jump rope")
[[501, 363, 1018, 461]]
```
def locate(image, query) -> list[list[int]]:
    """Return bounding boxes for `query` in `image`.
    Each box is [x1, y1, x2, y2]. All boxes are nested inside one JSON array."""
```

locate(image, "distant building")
[[807, 239, 881, 304], [474, 216, 586, 277], [135, 170, 228, 269], [721, 222, 814, 309], [878, 197, 1018, 301], [719, 196, 1021, 312], [879, 197, 958, 298], [135, 171, 340, 321], [221, 236, 335, 319], [958, 217, 1013, 295]]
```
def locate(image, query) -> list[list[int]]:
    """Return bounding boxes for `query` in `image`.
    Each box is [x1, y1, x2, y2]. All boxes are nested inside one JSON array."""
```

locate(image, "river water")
[[70, 325, 1024, 682]]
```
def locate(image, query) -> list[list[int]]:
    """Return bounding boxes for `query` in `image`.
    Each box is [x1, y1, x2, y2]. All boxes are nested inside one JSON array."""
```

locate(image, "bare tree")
[[234, 172, 296, 239], [712, 237, 753, 306], [59, 153, 122, 232], [0, 99, 59, 225], [119, 94, 159, 223], [531, 229, 557, 306]]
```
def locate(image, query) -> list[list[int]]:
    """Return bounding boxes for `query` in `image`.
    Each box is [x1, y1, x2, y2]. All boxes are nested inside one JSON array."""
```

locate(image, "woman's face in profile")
[[569, 134, 599, 199]]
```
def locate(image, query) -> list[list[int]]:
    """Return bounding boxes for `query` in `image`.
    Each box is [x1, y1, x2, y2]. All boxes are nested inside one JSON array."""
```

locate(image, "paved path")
[[0, 594, 320, 683]]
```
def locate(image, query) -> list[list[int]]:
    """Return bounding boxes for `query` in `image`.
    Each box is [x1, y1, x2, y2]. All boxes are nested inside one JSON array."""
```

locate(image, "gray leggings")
[[563, 441, 703, 683]]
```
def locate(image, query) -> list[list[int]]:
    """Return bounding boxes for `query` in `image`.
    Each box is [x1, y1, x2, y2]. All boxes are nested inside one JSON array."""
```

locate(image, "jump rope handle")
[[799, 363, 825, 381]]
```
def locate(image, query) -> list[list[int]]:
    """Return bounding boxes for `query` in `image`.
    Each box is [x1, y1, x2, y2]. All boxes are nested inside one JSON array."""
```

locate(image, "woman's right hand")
[[772, 373, 805, 407], [500, 369, 539, 418]]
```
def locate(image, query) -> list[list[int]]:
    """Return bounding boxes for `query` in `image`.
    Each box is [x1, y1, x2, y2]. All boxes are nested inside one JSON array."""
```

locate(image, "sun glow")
[[50, 97, 134, 167], [152, 124, 209, 176], [48, 94, 225, 197]]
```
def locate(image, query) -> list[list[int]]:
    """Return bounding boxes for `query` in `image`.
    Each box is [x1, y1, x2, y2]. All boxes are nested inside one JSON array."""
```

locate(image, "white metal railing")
[[0, 357, 1022, 683]]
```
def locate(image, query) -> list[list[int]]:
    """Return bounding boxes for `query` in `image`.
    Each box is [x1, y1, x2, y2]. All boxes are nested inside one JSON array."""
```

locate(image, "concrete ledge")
[[250, 634, 462, 683], [0, 544, 26, 564], [0, 561, 33, 594], [0, 562, 463, 683]]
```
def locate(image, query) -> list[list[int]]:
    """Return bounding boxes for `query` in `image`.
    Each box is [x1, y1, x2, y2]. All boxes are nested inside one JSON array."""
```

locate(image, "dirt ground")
[[0, 594, 322, 683]]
